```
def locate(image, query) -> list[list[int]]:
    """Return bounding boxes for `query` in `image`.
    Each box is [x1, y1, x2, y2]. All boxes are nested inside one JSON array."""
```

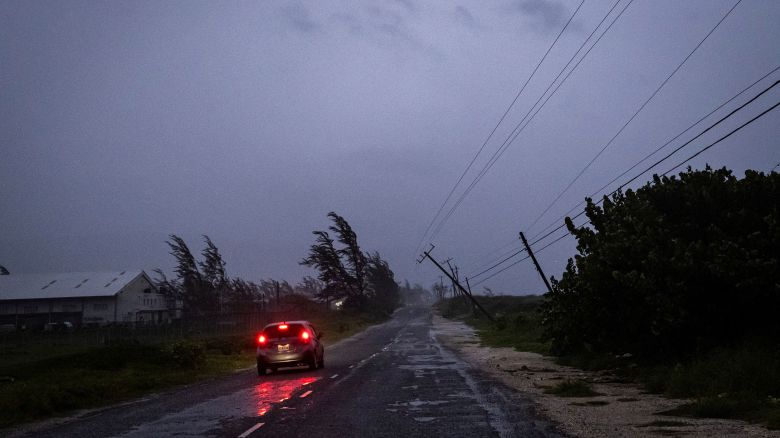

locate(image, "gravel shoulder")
[[432, 314, 779, 438]]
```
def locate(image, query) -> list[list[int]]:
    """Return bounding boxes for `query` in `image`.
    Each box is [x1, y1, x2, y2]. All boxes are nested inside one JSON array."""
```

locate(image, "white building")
[[0, 270, 170, 328]]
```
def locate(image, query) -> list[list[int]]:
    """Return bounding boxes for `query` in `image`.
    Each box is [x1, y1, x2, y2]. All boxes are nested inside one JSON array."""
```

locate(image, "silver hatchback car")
[[256, 320, 324, 376]]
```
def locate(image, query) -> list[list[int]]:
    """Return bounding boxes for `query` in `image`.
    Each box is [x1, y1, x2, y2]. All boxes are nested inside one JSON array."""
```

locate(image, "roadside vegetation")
[[440, 167, 780, 429], [0, 303, 376, 429], [0, 211, 414, 429]]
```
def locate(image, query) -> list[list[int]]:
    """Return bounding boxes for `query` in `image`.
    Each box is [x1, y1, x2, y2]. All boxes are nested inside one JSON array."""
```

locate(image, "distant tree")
[[152, 268, 182, 300], [398, 280, 432, 304], [226, 278, 262, 313], [165, 234, 217, 315], [302, 212, 401, 315], [432, 282, 448, 301], [199, 235, 228, 313], [364, 252, 400, 316], [295, 276, 325, 298], [328, 212, 367, 298], [258, 278, 293, 308], [0, 265, 9, 275], [199, 235, 227, 288], [300, 230, 351, 305]]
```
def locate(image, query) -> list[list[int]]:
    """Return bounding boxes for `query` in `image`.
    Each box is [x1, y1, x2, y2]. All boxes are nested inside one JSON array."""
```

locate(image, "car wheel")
[[308, 352, 318, 370], [318, 352, 325, 369], [271, 366, 278, 373], [257, 361, 266, 377]]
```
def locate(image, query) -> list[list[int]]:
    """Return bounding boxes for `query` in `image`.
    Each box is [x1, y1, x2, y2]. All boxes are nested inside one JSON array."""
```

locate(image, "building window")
[[93, 303, 108, 311], [23, 305, 38, 313], [62, 304, 78, 312]]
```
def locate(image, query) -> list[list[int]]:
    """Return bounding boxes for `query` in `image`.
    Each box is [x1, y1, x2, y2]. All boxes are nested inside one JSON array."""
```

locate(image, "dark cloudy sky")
[[2, 0, 778, 294]]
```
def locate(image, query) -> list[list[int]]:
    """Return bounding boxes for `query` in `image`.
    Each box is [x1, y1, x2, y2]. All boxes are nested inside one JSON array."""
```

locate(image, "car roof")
[[263, 320, 311, 328]]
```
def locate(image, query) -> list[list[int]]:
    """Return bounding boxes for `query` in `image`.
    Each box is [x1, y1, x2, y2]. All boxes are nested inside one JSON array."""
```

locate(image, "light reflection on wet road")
[[253, 377, 319, 416], [106, 375, 320, 437]]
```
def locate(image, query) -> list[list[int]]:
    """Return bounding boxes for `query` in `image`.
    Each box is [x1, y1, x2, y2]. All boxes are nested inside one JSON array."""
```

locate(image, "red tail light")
[[257, 334, 267, 345], [300, 331, 310, 342]]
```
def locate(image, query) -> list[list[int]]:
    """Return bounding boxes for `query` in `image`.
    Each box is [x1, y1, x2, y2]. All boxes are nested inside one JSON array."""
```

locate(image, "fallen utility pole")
[[519, 231, 553, 294], [418, 245, 494, 322]]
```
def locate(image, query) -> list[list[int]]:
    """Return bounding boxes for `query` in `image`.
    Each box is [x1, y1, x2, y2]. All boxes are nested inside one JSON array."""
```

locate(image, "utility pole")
[[519, 232, 553, 294], [418, 245, 494, 322], [445, 259, 459, 299]]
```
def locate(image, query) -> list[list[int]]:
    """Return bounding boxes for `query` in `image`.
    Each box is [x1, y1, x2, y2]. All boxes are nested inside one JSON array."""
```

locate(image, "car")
[[256, 320, 324, 376]]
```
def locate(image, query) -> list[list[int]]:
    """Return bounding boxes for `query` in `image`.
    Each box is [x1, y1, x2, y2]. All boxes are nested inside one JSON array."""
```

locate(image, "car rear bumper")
[[257, 348, 312, 366]]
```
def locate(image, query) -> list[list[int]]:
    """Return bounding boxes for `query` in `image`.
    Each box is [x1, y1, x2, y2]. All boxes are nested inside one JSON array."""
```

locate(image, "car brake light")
[[300, 331, 310, 342], [257, 334, 267, 345], [278, 324, 288, 330]]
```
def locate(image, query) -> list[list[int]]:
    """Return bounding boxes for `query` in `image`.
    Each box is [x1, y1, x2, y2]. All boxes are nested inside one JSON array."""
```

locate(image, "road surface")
[[9, 306, 563, 438]]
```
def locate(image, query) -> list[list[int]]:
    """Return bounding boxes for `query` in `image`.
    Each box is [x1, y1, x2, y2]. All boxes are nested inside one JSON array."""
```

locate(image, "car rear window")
[[264, 323, 306, 339]]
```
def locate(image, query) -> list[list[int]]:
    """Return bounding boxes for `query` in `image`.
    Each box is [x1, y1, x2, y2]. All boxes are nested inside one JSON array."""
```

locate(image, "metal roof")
[[0, 271, 151, 301]]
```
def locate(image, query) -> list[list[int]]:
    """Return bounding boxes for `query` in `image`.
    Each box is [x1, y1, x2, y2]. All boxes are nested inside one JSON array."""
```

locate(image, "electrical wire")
[[470, 247, 526, 280], [472, 231, 572, 287], [413, 0, 586, 255], [662, 100, 780, 175], [525, 0, 743, 235], [529, 85, 780, 248], [529, 67, 780, 243], [427, 0, 631, 242]]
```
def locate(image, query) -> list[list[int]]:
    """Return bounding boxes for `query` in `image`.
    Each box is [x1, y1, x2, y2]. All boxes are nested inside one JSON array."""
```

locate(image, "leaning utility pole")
[[418, 245, 494, 322], [519, 232, 553, 294], [445, 259, 459, 300]]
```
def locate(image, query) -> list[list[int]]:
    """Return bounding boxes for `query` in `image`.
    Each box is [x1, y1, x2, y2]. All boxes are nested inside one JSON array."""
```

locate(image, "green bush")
[[542, 167, 780, 360]]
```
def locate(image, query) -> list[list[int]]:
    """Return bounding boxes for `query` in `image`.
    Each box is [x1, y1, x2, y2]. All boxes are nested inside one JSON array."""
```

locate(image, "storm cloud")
[[1, 0, 778, 294]]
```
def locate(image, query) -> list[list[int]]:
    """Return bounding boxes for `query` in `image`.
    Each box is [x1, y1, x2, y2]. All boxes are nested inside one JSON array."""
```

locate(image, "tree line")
[[154, 235, 320, 316], [155, 211, 403, 318]]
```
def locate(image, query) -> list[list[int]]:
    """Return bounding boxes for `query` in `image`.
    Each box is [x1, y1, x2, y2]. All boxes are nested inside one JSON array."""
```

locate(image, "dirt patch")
[[432, 315, 779, 438]]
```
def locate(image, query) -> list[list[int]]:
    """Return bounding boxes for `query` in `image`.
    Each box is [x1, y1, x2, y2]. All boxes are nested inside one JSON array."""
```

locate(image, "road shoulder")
[[432, 314, 778, 438]]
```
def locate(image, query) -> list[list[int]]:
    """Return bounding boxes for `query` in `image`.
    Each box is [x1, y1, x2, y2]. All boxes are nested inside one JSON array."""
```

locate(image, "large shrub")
[[541, 167, 780, 360]]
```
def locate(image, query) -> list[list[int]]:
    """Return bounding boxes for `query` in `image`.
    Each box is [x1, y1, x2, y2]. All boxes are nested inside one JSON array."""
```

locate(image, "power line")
[[529, 84, 780, 248], [468, 243, 525, 277], [475, 97, 777, 286], [526, 0, 743, 235], [428, 0, 631, 241], [470, 247, 526, 280], [663, 100, 780, 175], [529, 67, 780, 243], [473, 231, 571, 287], [413, 0, 585, 255]]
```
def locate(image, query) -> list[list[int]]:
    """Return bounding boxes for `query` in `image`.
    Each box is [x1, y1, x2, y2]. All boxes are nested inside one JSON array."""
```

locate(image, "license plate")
[[277, 344, 290, 352]]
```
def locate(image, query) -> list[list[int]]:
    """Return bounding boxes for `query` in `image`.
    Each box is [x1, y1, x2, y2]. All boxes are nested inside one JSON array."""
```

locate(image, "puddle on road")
[[253, 377, 318, 416], [388, 398, 452, 411], [111, 376, 319, 437]]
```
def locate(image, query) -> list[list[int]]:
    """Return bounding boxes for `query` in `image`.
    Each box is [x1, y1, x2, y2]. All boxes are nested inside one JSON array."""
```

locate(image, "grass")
[[436, 295, 550, 354], [544, 379, 601, 397], [0, 309, 385, 429], [437, 295, 780, 431], [0, 341, 254, 428]]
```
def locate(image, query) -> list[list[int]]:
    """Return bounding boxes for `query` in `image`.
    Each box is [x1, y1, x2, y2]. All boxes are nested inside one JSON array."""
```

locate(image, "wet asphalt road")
[[8, 306, 563, 438]]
